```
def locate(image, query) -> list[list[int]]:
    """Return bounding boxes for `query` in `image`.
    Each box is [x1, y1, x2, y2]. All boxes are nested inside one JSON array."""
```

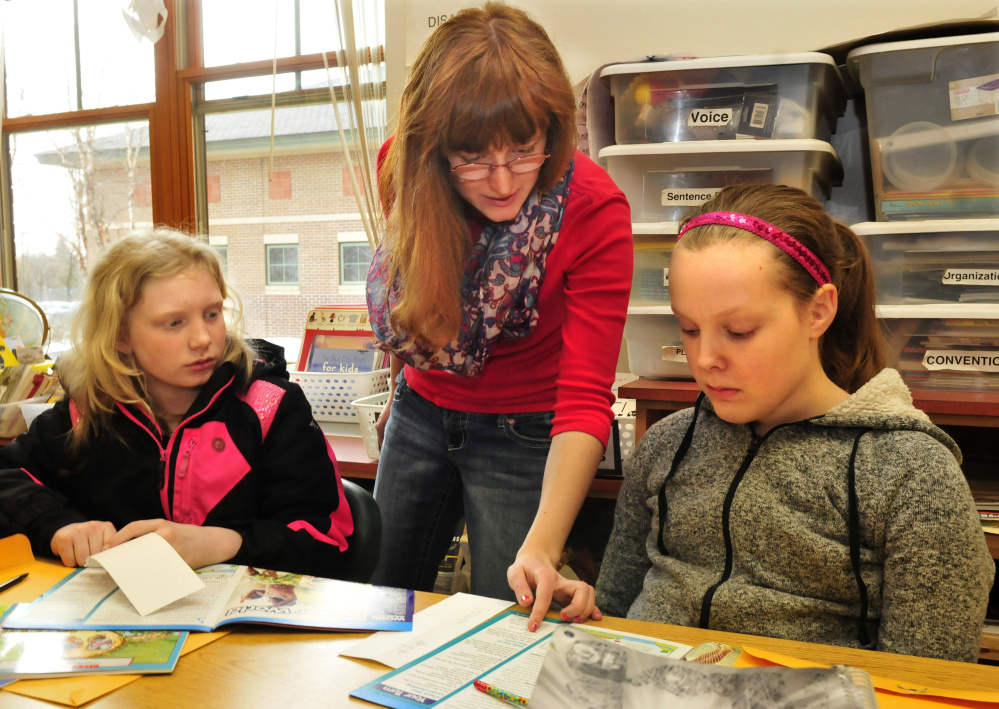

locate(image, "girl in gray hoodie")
[[595, 185, 994, 663]]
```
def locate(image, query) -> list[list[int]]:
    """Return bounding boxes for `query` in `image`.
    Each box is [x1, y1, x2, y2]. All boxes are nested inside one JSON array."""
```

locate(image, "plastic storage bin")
[[632, 238, 678, 306], [602, 53, 846, 144], [623, 313, 692, 379], [599, 140, 842, 224], [854, 219, 999, 304], [352, 390, 389, 460], [291, 368, 390, 422], [847, 33, 999, 220], [883, 318, 999, 392]]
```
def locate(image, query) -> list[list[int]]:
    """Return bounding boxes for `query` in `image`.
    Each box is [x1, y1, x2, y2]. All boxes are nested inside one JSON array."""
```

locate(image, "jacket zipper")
[[117, 374, 236, 521], [697, 428, 762, 629], [177, 437, 197, 522]]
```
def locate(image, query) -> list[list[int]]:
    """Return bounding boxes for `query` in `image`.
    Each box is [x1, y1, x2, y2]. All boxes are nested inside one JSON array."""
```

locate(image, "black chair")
[[339, 479, 382, 583]]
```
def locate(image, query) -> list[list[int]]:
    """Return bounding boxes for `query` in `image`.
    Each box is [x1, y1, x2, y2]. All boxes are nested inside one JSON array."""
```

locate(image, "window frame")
[[0, 0, 385, 290], [265, 243, 300, 286]]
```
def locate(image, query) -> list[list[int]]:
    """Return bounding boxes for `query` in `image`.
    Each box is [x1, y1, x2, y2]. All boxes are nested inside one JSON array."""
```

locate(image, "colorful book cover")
[[0, 625, 187, 679], [297, 305, 387, 373]]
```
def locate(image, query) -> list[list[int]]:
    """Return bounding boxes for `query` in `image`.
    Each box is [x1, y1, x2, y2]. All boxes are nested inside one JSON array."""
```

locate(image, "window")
[[340, 242, 373, 285], [267, 244, 299, 285], [214, 246, 229, 278]]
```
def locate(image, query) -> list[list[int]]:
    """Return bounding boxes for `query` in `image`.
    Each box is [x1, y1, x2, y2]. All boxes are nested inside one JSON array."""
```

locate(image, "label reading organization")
[[942, 269, 999, 285]]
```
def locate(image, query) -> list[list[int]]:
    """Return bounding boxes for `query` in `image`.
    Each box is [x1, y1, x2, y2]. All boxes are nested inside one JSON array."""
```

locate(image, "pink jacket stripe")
[[285, 437, 354, 550], [236, 380, 286, 440]]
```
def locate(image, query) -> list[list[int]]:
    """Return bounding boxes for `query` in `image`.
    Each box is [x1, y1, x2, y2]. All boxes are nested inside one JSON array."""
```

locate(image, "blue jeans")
[[370, 373, 552, 600]]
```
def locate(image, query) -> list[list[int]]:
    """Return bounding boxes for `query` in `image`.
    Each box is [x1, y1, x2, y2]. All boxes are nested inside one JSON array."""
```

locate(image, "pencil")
[[0, 573, 28, 594], [473, 679, 529, 706]]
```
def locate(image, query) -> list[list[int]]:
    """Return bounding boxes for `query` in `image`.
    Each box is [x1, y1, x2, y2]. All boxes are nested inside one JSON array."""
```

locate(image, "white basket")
[[351, 391, 390, 460], [291, 369, 390, 422]]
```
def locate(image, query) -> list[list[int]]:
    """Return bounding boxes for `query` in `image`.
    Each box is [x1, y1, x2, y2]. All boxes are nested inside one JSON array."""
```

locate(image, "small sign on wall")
[[405, 1, 467, 66]]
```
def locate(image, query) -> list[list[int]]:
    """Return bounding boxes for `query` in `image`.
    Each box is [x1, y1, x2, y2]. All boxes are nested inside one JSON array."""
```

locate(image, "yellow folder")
[[0, 534, 228, 707]]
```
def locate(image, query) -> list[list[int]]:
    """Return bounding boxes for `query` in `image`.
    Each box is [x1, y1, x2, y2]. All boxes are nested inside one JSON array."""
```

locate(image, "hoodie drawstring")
[[657, 393, 704, 556], [848, 428, 873, 649]]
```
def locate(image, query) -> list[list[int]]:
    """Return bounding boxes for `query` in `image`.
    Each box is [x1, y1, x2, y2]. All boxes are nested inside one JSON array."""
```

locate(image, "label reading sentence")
[[662, 187, 722, 207]]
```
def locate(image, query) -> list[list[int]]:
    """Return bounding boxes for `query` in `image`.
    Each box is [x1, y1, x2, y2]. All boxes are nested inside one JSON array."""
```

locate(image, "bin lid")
[[851, 219, 999, 236], [598, 138, 839, 158], [846, 31, 999, 66], [600, 52, 840, 78]]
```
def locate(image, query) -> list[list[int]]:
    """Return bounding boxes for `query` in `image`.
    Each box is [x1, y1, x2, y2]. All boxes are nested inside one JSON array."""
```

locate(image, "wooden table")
[[4, 571, 999, 707]]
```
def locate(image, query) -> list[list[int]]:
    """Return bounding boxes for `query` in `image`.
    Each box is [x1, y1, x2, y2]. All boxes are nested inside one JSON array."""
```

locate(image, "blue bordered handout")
[[349, 609, 692, 709], [351, 610, 558, 708]]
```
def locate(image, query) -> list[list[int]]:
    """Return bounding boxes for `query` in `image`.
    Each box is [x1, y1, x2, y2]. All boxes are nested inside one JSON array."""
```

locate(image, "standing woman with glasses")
[[366, 2, 632, 630]]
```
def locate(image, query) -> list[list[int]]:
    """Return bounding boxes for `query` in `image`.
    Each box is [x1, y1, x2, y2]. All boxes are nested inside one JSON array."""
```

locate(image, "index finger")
[[105, 519, 156, 549], [527, 569, 557, 632]]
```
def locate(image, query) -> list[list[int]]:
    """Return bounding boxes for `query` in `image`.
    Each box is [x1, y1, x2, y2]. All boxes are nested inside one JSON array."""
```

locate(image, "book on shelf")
[[297, 305, 388, 374], [2, 564, 414, 633], [0, 625, 187, 679]]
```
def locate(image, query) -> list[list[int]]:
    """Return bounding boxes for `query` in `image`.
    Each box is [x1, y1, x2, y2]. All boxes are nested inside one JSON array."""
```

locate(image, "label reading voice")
[[662, 346, 687, 362], [942, 269, 999, 285], [662, 187, 722, 207], [686, 107, 734, 127], [922, 350, 999, 372]]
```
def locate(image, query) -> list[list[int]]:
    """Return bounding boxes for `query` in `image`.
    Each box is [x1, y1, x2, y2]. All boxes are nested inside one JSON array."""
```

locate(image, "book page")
[[0, 629, 187, 678], [16, 568, 118, 625], [85, 533, 205, 616], [83, 565, 242, 629], [217, 567, 413, 631]]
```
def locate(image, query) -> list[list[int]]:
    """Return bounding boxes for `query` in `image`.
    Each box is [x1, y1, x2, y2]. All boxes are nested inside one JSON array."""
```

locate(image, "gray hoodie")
[[595, 369, 994, 663]]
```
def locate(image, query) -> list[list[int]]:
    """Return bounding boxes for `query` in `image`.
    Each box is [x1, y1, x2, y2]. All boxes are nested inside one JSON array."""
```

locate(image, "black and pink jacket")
[[0, 345, 354, 578]]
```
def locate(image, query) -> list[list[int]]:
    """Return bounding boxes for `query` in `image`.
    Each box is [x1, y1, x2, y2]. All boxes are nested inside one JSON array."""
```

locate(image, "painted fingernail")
[[573, 616, 582, 623], [520, 595, 531, 604], [529, 621, 538, 632], [560, 612, 570, 621]]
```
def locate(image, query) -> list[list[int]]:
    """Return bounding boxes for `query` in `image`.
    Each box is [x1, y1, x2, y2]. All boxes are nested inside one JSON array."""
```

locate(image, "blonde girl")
[[0, 229, 354, 576]]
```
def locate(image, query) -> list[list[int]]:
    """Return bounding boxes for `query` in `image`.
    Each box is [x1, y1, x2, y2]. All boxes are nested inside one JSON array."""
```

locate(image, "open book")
[[2, 564, 414, 633]]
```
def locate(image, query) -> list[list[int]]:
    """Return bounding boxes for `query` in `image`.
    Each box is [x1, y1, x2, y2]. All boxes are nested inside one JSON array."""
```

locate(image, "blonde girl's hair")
[[377, 1, 578, 348], [65, 228, 255, 447], [678, 184, 886, 393]]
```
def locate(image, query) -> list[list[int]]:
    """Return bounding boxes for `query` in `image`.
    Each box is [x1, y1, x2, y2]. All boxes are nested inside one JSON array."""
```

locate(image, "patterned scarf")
[[366, 160, 574, 377]]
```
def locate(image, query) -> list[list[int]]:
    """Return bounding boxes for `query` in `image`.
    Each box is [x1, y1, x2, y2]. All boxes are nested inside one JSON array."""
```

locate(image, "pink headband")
[[677, 211, 832, 287]]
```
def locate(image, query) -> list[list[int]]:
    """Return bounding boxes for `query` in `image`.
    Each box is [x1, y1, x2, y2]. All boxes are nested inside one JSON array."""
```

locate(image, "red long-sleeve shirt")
[[390, 148, 633, 446]]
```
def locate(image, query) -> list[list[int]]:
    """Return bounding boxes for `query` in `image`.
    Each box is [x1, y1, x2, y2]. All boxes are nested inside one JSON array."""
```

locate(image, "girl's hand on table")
[[51, 520, 117, 567], [106, 519, 242, 569], [508, 551, 603, 631]]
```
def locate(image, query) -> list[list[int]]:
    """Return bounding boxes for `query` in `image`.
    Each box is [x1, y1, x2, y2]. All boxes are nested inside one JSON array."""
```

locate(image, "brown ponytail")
[[678, 184, 886, 393]]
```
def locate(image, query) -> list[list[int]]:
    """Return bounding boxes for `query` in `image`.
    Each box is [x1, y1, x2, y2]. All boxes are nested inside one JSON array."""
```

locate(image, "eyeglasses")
[[450, 153, 550, 181]]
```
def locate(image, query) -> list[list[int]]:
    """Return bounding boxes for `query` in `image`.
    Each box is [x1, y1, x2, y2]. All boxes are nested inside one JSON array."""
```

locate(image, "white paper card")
[[85, 533, 205, 616], [339, 592, 512, 668]]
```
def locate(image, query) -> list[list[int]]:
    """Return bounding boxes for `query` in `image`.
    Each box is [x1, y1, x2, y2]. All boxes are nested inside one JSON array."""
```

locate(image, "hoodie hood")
[[812, 368, 961, 464]]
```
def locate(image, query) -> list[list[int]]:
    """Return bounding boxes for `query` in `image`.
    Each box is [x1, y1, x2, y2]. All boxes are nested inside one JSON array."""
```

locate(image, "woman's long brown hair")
[[377, 2, 577, 348], [678, 184, 886, 393]]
